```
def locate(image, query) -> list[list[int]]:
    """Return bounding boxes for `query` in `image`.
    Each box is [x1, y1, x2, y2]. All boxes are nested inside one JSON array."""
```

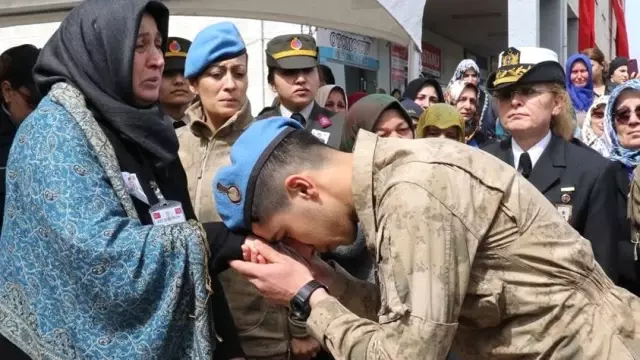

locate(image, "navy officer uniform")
[[257, 34, 346, 150], [482, 47, 620, 282]]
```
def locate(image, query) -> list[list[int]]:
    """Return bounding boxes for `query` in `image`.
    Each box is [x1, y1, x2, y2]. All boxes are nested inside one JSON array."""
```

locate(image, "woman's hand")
[[230, 241, 314, 305]]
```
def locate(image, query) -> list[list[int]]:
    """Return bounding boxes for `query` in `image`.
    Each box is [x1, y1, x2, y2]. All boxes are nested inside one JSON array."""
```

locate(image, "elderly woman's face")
[[415, 85, 439, 109], [375, 108, 413, 139], [496, 84, 561, 136], [132, 14, 165, 107], [191, 54, 248, 121], [570, 61, 589, 88], [614, 90, 640, 150], [325, 89, 346, 114], [589, 104, 605, 136], [423, 126, 462, 142], [462, 69, 479, 86], [455, 87, 477, 121]]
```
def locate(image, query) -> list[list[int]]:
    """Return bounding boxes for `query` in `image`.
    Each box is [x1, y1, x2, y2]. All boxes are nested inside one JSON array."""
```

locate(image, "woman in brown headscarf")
[[415, 103, 465, 142], [341, 94, 413, 151]]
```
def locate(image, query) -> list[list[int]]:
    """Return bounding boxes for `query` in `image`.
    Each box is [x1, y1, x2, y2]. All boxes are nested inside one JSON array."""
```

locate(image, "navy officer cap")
[[185, 21, 246, 79], [214, 117, 304, 230]]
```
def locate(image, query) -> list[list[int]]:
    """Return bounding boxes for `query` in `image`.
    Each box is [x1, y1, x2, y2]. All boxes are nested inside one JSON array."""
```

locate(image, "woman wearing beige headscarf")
[[315, 84, 347, 114], [416, 103, 465, 142], [581, 95, 611, 157]]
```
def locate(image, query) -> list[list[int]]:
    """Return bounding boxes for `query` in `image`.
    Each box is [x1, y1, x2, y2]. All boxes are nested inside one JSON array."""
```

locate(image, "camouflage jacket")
[[307, 131, 640, 359]]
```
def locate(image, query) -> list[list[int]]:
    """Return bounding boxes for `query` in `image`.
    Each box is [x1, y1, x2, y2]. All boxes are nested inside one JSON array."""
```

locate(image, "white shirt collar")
[[512, 131, 552, 170], [280, 101, 315, 122]]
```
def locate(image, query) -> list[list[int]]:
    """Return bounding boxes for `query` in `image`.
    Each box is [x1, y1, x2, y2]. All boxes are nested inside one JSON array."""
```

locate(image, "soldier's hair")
[[251, 129, 332, 222]]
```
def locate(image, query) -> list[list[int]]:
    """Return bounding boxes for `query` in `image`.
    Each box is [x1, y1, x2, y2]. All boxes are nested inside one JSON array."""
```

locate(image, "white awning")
[[0, 0, 426, 49]]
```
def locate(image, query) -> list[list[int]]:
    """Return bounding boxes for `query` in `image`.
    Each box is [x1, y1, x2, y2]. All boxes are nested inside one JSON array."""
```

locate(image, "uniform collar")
[[351, 130, 378, 246], [187, 100, 253, 139], [279, 101, 315, 122], [512, 130, 552, 169]]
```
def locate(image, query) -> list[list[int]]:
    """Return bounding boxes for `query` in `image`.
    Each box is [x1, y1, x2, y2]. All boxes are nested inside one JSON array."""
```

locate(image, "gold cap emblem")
[[501, 47, 521, 66]]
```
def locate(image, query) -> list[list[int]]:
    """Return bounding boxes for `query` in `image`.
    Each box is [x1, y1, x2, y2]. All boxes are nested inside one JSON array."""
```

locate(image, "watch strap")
[[290, 280, 328, 321]]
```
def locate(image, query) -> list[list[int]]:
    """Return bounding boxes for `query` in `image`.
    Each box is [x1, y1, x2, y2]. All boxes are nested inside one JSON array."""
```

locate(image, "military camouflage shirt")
[[307, 131, 640, 359]]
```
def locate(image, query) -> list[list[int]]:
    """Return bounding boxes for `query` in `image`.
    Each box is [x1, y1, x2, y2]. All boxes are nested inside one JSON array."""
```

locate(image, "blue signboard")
[[318, 46, 379, 71]]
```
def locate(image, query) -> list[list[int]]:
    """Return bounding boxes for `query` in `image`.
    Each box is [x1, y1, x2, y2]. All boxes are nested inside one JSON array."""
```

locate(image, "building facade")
[[0, 0, 626, 112]]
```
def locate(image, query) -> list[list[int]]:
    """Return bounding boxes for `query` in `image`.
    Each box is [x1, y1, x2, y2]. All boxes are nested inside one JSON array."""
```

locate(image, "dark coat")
[[0, 107, 17, 234], [608, 160, 640, 295], [257, 101, 346, 150], [483, 134, 620, 281]]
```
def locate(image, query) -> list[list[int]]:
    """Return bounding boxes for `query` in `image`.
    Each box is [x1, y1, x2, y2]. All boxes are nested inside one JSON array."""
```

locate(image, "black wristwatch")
[[290, 280, 328, 321]]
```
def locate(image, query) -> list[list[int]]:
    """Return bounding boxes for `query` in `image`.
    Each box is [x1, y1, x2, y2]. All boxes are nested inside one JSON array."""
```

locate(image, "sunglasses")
[[614, 106, 640, 124], [493, 85, 545, 101]]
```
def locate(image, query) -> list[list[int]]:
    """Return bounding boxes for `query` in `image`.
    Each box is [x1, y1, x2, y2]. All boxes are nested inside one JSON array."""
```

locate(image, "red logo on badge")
[[175, 208, 182, 215], [318, 115, 332, 128], [153, 212, 161, 219]]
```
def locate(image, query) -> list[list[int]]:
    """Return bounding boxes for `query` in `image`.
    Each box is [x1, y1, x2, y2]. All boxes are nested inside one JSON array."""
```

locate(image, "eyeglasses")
[[614, 106, 640, 124], [493, 85, 545, 101]]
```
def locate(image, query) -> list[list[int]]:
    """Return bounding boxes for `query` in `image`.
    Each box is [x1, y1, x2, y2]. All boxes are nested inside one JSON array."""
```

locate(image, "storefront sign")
[[390, 43, 408, 90], [316, 28, 379, 71], [421, 42, 441, 77]]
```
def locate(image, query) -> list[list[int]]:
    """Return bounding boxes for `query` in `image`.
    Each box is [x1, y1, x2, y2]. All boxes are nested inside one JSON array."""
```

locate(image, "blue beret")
[[184, 21, 246, 79], [214, 117, 303, 230]]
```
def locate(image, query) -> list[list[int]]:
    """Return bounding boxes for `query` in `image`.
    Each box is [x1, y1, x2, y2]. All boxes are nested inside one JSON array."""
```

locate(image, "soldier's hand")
[[291, 337, 321, 359], [230, 241, 314, 305]]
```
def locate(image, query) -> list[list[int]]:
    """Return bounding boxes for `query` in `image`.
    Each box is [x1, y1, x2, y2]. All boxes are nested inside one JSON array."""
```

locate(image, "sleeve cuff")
[[307, 296, 352, 341], [288, 316, 309, 338]]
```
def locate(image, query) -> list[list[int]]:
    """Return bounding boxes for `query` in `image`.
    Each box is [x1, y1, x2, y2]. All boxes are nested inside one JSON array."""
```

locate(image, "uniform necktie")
[[291, 112, 306, 127], [518, 152, 532, 178]]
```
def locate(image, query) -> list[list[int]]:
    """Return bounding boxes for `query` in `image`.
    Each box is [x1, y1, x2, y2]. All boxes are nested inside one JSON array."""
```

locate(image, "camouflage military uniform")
[[307, 130, 640, 359]]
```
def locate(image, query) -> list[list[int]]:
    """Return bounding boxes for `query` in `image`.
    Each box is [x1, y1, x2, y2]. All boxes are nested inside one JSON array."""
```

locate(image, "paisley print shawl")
[[0, 83, 214, 359]]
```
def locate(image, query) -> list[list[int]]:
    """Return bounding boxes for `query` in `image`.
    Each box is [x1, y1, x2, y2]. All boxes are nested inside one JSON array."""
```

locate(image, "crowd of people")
[[0, 0, 640, 359]]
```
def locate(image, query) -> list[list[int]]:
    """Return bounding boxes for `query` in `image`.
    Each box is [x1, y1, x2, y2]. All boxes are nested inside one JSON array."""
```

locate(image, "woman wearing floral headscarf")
[[445, 79, 492, 147], [449, 59, 498, 138], [602, 79, 640, 295], [581, 95, 610, 156]]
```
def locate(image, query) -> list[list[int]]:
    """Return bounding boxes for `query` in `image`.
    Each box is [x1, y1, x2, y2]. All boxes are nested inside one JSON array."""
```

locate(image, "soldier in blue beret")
[[257, 34, 346, 151], [215, 116, 640, 359]]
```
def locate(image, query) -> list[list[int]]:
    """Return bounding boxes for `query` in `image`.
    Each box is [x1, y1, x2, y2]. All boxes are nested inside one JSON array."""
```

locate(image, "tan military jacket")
[[307, 131, 640, 359], [178, 102, 306, 359]]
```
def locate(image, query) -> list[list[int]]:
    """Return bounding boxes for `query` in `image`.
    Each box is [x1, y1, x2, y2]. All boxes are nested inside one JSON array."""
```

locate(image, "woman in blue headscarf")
[[565, 53, 595, 130], [603, 79, 640, 296]]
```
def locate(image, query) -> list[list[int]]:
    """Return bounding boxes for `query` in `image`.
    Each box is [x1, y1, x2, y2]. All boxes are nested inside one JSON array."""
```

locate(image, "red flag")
[[612, 0, 629, 57], [579, 0, 596, 51]]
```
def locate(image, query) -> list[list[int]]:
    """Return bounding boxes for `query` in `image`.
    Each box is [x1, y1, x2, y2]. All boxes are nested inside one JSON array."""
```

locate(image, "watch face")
[[291, 300, 308, 320]]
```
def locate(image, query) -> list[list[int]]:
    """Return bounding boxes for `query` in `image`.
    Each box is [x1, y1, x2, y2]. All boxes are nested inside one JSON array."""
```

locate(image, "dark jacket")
[[0, 106, 17, 234], [258, 102, 346, 150], [608, 161, 640, 295], [483, 134, 620, 281], [98, 122, 245, 358]]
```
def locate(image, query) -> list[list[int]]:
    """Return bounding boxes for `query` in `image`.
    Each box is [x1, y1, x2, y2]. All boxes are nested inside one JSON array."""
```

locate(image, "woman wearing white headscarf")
[[315, 84, 348, 114], [581, 95, 611, 157], [449, 59, 498, 139]]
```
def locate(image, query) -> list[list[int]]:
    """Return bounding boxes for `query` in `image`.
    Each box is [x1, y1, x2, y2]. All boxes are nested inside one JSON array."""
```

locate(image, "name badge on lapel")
[[556, 186, 575, 222], [122, 172, 149, 205], [311, 129, 331, 144], [148, 181, 186, 226]]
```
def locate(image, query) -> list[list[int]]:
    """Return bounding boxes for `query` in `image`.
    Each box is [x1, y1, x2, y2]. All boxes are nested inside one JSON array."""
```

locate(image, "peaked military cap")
[[266, 34, 318, 70], [164, 37, 191, 73]]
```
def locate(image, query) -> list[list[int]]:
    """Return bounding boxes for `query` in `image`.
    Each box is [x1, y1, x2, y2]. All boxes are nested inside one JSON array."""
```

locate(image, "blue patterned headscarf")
[[604, 79, 640, 167], [565, 54, 595, 112]]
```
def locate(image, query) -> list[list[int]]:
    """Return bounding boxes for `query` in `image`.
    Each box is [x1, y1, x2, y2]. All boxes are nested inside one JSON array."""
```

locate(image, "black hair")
[[251, 129, 332, 222], [391, 88, 401, 97], [318, 64, 335, 85], [267, 66, 275, 86]]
